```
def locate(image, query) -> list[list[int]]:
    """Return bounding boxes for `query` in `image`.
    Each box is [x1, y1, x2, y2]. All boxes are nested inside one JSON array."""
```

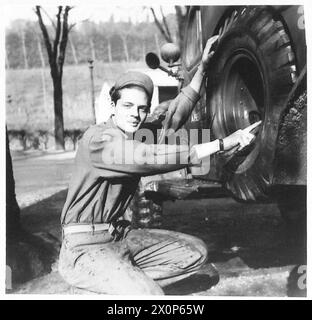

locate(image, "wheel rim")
[[218, 50, 265, 172]]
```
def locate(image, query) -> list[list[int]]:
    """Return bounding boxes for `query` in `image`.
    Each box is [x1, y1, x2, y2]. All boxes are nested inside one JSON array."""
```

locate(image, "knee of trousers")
[[198, 239, 208, 264], [58, 244, 75, 284], [187, 236, 208, 266]]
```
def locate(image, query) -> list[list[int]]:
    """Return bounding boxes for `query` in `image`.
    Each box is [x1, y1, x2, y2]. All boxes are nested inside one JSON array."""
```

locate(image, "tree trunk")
[[5, 48, 10, 69], [154, 33, 161, 57], [20, 29, 29, 69], [122, 36, 129, 62], [107, 38, 112, 63], [40, 69, 47, 111], [35, 6, 70, 151], [52, 76, 65, 150], [37, 38, 45, 68], [6, 128, 21, 241], [37, 38, 47, 111], [141, 40, 145, 61], [69, 36, 78, 65]]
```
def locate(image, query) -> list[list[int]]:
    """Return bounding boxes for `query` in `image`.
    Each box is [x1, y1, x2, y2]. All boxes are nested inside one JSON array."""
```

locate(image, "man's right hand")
[[223, 121, 261, 152]]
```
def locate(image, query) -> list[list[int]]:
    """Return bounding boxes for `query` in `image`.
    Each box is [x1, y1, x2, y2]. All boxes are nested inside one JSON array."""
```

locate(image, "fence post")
[[88, 59, 96, 124]]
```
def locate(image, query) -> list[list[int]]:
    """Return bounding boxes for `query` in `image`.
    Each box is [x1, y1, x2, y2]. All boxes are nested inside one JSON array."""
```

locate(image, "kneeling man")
[[59, 36, 257, 294]]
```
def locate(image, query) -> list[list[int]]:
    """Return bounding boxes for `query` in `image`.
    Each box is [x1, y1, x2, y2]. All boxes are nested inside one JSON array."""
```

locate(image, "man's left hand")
[[201, 35, 219, 68]]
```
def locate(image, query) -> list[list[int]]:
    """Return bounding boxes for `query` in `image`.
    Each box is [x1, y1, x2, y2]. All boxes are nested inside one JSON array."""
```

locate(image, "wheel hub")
[[220, 51, 265, 170], [222, 52, 264, 133]]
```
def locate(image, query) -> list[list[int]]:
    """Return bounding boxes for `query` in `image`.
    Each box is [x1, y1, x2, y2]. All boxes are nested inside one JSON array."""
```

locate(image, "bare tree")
[[118, 21, 132, 62], [20, 28, 29, 69], [142, 40, 146, 61], [104, 18, 115, 63], [36, 35, 46, 68], [121, 35, 130, 62], [154, 33, 161, 57], [150, 7, 173, 43], [107, 37, 113, 63], [36, 35, 48, 111], [150, 6, 188, 50], [5, 48, 10, 69], [69, 35, 78, 65], [35, 6, 74, 150]]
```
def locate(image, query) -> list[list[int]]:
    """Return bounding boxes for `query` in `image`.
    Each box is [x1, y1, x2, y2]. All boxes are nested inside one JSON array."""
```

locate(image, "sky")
[[4, 0, 310, 27], [2, 3, 176, 28]]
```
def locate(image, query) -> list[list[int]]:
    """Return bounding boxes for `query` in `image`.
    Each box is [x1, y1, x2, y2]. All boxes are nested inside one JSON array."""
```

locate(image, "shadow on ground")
[[20, 189, 67, 240], [162, 199, 306, 269]]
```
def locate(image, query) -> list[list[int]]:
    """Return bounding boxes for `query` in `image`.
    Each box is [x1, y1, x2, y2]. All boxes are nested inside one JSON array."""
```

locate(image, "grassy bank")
[[6, 61, 146, 131]]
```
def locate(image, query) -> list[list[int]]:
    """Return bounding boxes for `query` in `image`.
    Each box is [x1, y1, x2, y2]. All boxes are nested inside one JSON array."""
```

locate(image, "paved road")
[[12, 151, 75, 208], [11, 151, 306, 296]]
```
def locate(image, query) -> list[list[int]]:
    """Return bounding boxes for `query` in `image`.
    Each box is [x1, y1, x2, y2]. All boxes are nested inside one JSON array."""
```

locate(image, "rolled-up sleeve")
[[181, 85, 201, 103]]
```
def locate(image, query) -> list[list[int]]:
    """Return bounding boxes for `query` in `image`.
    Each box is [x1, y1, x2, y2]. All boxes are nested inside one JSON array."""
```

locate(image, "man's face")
[[113, 86, 149, 133]]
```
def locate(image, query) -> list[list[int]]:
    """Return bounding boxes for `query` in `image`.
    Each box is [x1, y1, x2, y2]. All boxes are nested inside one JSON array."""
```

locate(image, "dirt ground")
[[8, 151, 306, 296]]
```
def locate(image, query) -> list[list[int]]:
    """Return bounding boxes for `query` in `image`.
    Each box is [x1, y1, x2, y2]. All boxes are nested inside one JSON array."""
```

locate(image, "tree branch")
[[174, 6, 187, 49], [150, 7, 171, 43], [160, 6, 172, 42], [68, 22, 76, 33], [53, 6, 62, 62], [41, 7, 57, 30], [34, 6, 53, 64], [58, 6, 70, 71]]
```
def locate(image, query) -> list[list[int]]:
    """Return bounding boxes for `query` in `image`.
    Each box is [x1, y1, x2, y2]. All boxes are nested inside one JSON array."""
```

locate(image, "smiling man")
[[110, 78, 151, 133], [58, 36, 258, 295]]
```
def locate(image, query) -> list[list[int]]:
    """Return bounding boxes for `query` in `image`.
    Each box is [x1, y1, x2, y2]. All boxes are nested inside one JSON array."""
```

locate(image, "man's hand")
[[201, 35, 219, 68], [223, 121, 262, 152], [187, 121, 261, 162], [159, 35, 219, 142]]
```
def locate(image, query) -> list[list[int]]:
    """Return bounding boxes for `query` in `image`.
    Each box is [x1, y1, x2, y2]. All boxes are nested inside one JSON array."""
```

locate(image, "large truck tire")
[[208, 6, 297, 201]]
